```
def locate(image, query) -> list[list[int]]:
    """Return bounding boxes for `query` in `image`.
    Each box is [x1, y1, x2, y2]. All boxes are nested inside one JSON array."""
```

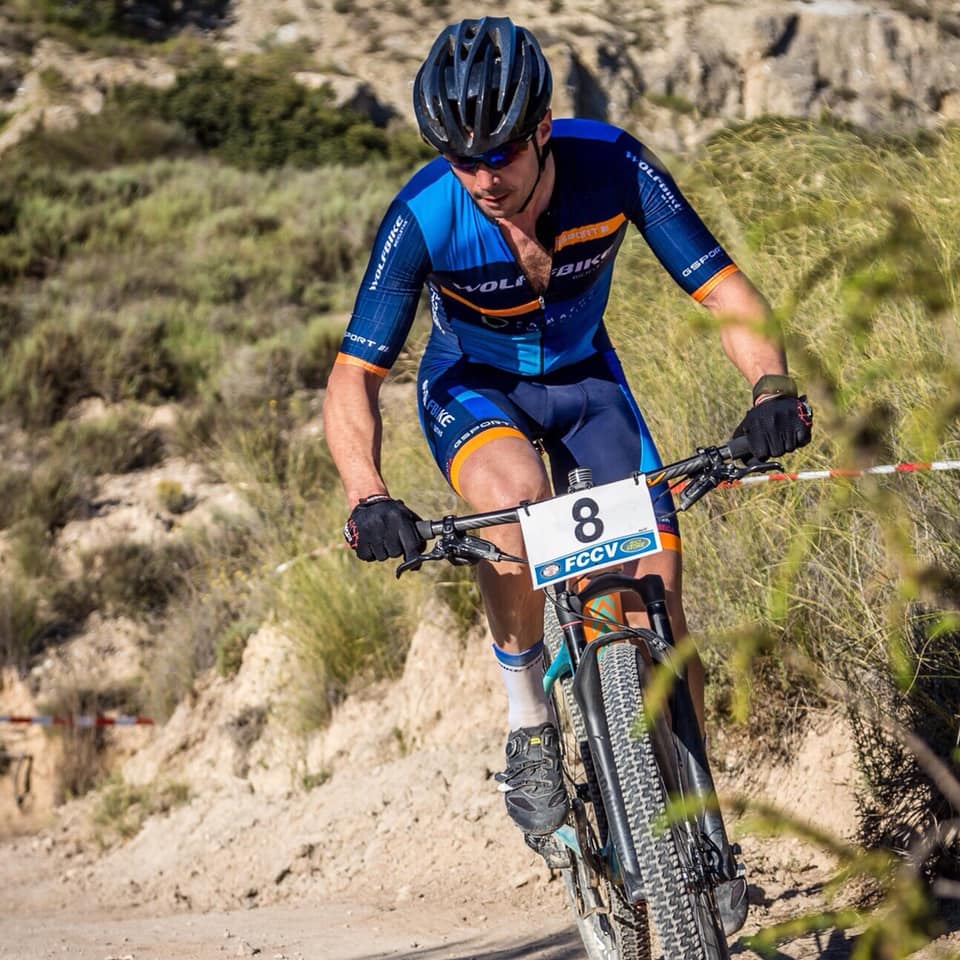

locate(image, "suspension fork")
[[571, 628, 649, 904], [635, 574, 739, 882]]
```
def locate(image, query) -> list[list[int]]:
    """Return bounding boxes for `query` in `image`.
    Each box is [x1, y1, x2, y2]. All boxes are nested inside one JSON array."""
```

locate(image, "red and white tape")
[[719, 459, 960, 487], [0, 715, 154, 727]]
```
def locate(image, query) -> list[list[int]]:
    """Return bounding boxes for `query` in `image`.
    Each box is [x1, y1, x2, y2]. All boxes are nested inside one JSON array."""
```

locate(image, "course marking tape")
[[0, 715, 154, 727]]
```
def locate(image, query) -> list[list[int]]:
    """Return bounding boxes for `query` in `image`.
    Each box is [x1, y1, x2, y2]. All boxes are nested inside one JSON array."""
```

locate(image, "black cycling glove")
[[343, 495, 426, 562], [733, 379, 813, 461]]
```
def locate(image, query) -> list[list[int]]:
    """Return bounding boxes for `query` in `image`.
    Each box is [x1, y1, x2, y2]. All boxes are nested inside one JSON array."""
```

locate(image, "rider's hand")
[[343, 495, 426, 562], [732, 375, 813, 461]]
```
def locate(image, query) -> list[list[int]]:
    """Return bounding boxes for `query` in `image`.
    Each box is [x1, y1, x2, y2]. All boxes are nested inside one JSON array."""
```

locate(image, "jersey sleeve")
[[334, 198, 431, 376], [617, 133, 739, 303]]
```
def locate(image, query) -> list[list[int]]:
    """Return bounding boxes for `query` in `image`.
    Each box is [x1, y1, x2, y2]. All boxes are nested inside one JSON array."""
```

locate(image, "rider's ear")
[[537, 110, 552, 146]]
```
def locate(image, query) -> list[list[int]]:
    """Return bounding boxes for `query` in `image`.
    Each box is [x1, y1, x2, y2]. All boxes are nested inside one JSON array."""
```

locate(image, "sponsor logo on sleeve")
[[681, 245, 723, 278], [369, 214, 409, 291]]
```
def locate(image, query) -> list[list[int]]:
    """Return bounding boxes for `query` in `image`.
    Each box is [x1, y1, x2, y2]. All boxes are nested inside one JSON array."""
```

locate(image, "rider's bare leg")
[[456, 434, 570, 832], [620, 548, 706, 736], [455, 434, 552, 656]]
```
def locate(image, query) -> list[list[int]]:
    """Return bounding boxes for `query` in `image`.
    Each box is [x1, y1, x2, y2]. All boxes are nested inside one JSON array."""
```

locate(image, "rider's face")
[[448, 112, 552, 221]]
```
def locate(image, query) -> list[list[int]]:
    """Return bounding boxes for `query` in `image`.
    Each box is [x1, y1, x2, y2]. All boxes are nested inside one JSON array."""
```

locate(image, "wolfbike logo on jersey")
[[572, 497, 604, 543], [624, 150, 683, 213], [425, 398, 455, 429], [369, 214, 408, 291], [552, 241, 617, 280], [451, 276, 526, 294]]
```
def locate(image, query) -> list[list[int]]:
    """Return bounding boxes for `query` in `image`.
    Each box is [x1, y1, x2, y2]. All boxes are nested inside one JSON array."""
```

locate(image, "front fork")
[[543, 574, 739, 903]]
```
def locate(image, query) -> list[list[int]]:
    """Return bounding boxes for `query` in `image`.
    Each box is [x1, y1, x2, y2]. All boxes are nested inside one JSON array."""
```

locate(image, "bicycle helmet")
[[414, 17, 552, 156]]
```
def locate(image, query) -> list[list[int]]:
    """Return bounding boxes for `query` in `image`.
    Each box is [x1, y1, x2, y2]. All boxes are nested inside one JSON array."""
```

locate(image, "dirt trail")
[[0, 824, 906, 960], [2, 611, 956, 960]]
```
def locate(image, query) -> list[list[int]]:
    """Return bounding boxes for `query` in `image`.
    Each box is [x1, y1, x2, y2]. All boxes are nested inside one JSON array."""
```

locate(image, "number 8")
[[572, 497, 604, 544]]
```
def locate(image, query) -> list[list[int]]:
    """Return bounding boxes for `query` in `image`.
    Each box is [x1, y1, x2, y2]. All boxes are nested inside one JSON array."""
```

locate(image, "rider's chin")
[[475, 191, 511, 219]]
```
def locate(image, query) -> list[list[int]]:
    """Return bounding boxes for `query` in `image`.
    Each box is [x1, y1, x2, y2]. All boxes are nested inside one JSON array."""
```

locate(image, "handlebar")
[[400, 437, 780, 576]]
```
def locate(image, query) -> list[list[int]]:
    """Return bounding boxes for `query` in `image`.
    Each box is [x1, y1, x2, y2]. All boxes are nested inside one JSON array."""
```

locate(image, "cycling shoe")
[[495, 722, 568, 836]]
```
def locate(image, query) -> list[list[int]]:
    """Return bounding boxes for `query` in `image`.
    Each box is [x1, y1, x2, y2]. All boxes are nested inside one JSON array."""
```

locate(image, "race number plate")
[[517, 475, 663, 589]]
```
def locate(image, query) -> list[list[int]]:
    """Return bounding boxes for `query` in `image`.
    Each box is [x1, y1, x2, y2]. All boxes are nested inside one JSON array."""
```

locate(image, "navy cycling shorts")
[[416, 348, 681, 547]]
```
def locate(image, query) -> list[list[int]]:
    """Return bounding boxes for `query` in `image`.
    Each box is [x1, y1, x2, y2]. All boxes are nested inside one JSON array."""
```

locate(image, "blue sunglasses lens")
[[447, 137, 530, 173]]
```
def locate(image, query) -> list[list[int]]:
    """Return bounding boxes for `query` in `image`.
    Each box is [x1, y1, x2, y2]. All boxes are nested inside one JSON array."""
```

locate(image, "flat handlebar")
[[413, 436, 757, 543]]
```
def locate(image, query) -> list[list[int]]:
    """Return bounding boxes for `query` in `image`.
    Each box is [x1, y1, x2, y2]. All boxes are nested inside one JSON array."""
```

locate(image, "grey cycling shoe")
[[715, 869, 749, 936], [495, 722, 569, 835]]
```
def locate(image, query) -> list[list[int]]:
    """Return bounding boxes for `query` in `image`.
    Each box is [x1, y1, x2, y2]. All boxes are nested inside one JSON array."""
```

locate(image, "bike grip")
[[415, 519, 435, 540], [724, 434, 753, 461]]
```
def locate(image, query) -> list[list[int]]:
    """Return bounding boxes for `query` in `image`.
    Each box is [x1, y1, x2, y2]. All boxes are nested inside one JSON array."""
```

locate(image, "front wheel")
[[562, 847, 652, 960], [599, 642, 730, 960], [544, 604, 651, 960]]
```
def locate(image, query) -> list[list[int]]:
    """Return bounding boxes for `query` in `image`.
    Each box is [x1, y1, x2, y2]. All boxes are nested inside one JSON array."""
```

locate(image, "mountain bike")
[[395, 435, 780, 960]]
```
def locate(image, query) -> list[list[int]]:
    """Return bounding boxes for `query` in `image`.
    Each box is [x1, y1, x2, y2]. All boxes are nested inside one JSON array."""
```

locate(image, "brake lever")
[[678, 457, 786, 511], [728, 459, 784, 481], [395, 534, 524, 578], [457, 535, 524, 564]]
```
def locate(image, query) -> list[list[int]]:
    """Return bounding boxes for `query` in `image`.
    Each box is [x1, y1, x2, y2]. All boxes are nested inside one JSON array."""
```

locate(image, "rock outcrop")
[[2, 2, 959, 155]]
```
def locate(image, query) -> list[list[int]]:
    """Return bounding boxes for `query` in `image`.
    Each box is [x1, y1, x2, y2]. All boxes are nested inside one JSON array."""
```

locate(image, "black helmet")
[[414, 17, 552, 156]]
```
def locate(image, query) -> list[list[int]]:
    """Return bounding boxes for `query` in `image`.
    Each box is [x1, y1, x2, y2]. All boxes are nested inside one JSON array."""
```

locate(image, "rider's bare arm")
[[322, 362, 389, 507], [701, 270, 788, 388]]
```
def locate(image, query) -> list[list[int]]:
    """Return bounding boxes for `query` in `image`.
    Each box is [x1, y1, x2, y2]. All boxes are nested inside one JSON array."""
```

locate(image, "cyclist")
[[323, 16, 811, 933]]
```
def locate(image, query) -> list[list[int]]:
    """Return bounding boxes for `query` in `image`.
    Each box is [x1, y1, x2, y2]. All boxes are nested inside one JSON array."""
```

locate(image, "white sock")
[[492, 639, 551, 730]]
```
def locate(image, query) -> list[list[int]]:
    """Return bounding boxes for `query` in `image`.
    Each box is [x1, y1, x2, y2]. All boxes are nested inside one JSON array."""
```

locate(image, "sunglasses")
[[445, 134, 534, 173]]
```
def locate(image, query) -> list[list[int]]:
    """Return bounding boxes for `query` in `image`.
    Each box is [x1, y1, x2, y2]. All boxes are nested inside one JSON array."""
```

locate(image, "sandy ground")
[[1, 522, 956, 960], [7, 651, 956, 960], [4, 801, 955, 960]]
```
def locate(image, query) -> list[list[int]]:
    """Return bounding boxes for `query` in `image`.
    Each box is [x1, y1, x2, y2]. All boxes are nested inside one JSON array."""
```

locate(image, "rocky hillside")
[[2, 1, 960, 155]]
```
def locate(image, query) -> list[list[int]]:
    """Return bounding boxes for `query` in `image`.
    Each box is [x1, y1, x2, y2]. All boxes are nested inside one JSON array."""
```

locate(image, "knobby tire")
[[598, 642, 730, 960], [544, 606, 652, 960]]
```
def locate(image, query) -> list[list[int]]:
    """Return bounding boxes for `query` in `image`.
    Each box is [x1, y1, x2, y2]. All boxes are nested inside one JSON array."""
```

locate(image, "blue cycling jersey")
[[335, 117, 738, 378]]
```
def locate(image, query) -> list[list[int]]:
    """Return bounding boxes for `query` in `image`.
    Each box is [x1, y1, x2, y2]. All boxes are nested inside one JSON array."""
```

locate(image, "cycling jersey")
[[334, 117, 739, 543], [335, 117, 738, 378]]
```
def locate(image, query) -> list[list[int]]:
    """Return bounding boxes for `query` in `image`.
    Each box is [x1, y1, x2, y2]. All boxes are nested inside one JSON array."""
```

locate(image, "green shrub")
[[92, 54, 433, 173], [140, 55, 391, 171], [10, 516, 59, 579], [52, 412, 166, 475], [92, 540, 194, 615], [92, 775, 190, 844], [49, 576, 101, 630], [13, 105, 191, 171], [282, 548, 414, 730], [37, 66, 71, 97], [142, 515, 264, 718], [215, 619, 258, 677], [2, 313, 194, 427], [20, 458, 93, 532], [1, 321, 98, 426], [35, 0, 229, 42], [155, 479, 196, 514], [0, 578, 40, 670], [0, 465, 30, 529]]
